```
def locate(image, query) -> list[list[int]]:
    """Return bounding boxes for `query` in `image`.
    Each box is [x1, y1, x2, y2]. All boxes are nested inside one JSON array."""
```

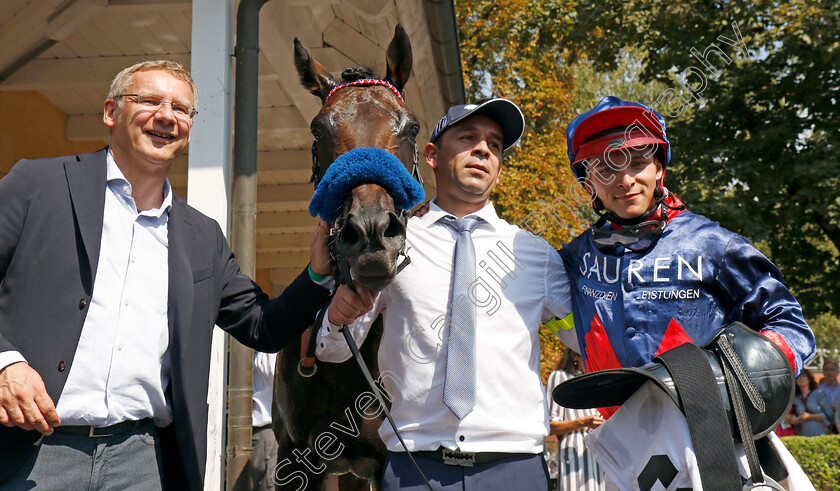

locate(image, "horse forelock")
[[341, 66, 375, 82]]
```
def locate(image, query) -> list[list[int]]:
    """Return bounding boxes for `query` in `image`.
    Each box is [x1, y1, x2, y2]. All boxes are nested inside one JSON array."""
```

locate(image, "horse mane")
[[341, 66, 376, 82]]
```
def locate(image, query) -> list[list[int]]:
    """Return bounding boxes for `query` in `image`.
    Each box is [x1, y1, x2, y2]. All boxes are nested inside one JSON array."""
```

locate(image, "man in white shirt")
[[0, 60, 330, 489], [317, 99, 576, 490], [250, 352, 279, 491]]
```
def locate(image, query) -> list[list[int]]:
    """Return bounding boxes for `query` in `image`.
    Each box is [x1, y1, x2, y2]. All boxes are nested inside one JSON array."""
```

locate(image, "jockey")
[[559, 96, 816, 406]]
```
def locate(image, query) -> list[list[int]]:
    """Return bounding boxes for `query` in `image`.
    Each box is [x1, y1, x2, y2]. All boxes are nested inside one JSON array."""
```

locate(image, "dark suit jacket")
[[0, 149, 328, 488]]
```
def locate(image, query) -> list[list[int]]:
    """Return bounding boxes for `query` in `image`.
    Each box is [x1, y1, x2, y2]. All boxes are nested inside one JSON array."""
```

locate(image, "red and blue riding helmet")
[[566, 96, 671, 188]]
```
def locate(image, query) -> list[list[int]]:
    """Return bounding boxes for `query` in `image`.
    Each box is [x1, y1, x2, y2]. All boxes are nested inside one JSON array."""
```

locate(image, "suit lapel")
[[167, 198, 194, 348], [65, 148, 108, 285]]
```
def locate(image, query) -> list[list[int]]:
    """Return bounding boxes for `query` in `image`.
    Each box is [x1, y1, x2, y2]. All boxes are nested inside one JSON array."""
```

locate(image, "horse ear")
[[385, 24, 412, 93], [294, 37, 335, 103]]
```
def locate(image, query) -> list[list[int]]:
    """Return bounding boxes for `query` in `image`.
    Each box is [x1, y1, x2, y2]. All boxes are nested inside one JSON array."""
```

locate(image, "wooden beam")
[[106, 0, 191, 13], [323, 18, 383, 71], [0, 0, 107, 76], [256, 248, 310, 269], [1, 54, 191, 91], [47, 0, 107, 41], [257, 184, 314, 204], [256, 211, 317, 230], [259, 0, 323, 122]]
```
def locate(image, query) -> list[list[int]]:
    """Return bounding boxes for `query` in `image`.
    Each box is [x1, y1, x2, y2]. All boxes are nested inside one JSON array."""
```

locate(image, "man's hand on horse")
[[328, 283, 378, 326], [310, 220, 334, 277], [412, 201, 431, 218], [0, 361, 60, 435]]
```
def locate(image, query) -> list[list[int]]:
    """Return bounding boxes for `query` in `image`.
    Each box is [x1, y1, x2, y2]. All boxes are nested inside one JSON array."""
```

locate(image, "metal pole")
[[228, 0, 270, 489]]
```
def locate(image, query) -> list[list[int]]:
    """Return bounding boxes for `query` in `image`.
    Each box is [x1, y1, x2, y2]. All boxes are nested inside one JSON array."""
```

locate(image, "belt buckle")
[[441, 448, 475, 467], [88, 426, 114, 438]]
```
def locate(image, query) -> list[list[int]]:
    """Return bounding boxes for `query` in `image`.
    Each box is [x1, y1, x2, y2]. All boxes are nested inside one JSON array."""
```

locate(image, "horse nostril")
[[339, 215, 365, 251], [383, 213, 405, 239]]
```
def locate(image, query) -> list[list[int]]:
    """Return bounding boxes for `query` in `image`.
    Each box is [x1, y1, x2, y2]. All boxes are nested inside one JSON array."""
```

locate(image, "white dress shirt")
[[252, 352, 277, 427], [53, 151, 173, 426], [316, 201, 575, 453]]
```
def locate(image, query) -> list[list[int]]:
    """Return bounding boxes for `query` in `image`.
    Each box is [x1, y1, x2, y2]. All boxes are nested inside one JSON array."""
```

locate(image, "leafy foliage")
[[780, 435, 840, 490], [809, 312, 840, 359]]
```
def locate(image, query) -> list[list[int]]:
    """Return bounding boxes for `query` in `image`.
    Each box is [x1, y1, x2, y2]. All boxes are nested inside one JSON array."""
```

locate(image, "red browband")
[[325, 79, 404, 104]]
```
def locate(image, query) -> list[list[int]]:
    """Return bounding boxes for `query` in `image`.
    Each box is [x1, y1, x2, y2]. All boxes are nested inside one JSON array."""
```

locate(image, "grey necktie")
[[440, 215, 481, 419]]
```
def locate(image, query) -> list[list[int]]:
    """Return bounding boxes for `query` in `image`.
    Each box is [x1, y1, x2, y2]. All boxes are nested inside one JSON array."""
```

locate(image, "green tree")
[[810, 313, 840, 359]]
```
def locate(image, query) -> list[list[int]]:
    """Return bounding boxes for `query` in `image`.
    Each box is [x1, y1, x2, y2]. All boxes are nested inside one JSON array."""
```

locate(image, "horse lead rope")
[[308, 78, 431, 488], [335, 257, 434, 490]]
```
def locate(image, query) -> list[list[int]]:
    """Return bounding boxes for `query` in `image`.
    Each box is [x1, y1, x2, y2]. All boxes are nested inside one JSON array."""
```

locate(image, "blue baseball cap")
[[566, 96, 671, 179], [430, 98, 525, 151]]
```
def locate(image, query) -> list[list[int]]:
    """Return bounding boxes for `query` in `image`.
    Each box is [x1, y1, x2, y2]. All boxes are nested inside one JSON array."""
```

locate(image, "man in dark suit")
[[0, 60, 330, 489]]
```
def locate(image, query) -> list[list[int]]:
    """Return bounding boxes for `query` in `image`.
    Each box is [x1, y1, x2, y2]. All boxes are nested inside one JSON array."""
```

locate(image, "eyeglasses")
[[116, 94, 198, 121]]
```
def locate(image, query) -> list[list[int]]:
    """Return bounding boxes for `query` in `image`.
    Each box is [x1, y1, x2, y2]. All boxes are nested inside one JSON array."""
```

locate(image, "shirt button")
[[117, 344, 124, 351], [625, 327, 637, 338], [122, 185, 130, 193], [58, 361, 66, 372], [459, 435, 465, 442], [130, 256, 136, 263], [124, 299, 129, 306], [78, 298, 87, 309]]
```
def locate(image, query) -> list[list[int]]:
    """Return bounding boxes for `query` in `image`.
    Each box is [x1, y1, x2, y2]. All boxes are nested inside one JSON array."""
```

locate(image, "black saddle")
[[553, 322, 795, 490]]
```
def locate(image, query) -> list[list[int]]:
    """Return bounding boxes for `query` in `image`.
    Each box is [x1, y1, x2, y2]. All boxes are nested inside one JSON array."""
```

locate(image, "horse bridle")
[[306, 78, 421, 297], [309, 78, 424, 190], [298, 79, 434, 490], [300, 78, 420, 373]]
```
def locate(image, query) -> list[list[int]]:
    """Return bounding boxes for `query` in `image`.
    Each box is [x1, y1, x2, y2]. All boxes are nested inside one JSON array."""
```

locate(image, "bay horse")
[[272, 25, 419, 491]]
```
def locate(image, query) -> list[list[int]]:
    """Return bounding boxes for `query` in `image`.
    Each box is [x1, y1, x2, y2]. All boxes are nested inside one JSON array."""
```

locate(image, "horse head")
[[294, 25, 420, 292]]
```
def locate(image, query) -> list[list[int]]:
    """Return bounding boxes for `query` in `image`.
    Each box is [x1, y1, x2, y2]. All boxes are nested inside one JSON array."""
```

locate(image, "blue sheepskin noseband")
[[309, 147, 425, 222]]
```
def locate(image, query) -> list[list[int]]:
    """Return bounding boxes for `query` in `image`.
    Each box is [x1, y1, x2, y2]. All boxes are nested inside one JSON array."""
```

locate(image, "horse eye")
[[408, 124, 420, 139], [311, 127, 323, 140]]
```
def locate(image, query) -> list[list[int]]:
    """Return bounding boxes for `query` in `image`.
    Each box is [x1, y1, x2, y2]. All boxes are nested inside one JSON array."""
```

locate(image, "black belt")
[[53, 418, 152, 438], [413, 447, 526, 467]]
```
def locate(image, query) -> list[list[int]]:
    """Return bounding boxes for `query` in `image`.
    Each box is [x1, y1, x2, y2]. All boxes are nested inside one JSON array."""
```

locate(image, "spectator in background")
[[546, 349, 605, 491], [791, 368, 833, 436], [250, 352, 278, 491], [835, 401, 840, 434], [774, 406, 797, 437], [817, 360, 839, 411]]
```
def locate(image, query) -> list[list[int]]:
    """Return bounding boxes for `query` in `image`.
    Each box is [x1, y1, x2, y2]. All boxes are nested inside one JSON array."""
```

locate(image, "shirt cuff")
[[321, 311, 346, 340], [308, 264, 335, 290], [0, 351, 27, 372]]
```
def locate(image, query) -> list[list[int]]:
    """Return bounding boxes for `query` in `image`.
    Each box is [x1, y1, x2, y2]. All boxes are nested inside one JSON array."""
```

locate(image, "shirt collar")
[[420, 200, 499, 231], [106, 148, 173, 217]]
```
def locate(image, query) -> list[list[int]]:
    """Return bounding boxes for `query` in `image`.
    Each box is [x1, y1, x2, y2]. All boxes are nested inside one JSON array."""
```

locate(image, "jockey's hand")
[[412, 201, 431, 218], [327, 283, 378, 326], [310, 221, 334, 277], [0, 362, 59, 435]]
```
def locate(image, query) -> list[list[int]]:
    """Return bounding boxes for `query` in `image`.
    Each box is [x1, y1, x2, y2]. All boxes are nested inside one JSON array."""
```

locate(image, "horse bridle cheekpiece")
[[303, 83, 434, 490], [310, 79, 421, 189]]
